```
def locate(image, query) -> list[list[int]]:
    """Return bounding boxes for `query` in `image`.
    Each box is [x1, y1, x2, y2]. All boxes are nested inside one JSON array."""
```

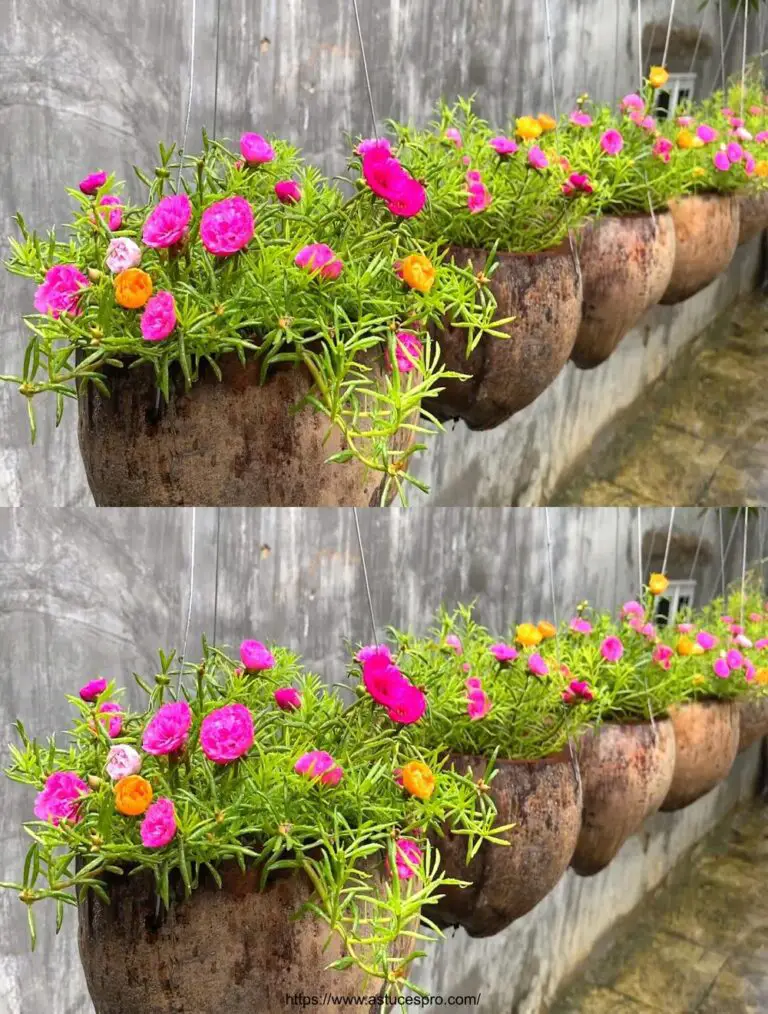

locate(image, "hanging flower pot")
[[429, 244, 583, 430], [428, 750, 582, 936], [570, 718, 676, 877], [570, 212, 676, 370], [660, 700, 740, 811], [659, 194, 740, 305], [737, 696, 768, 753], [736, 190, 768, 246]]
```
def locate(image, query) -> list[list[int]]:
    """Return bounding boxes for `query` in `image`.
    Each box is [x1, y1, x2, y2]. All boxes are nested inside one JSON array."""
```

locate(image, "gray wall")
[[0, 0, 761, 507], [0, 505, 765, 1013]]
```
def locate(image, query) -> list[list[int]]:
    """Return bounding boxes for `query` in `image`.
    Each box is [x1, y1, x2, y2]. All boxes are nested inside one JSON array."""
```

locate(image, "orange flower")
[[516, 623, 543, 647], [676, 636, 694, 656], [400, 254, 436, 294], [676, 129, 695, 149], [537, 113, 557, 132], [115, 268, 153, 309], [755, 668, 768, 686], [400, 761, 436, 800], [537, 620, 557, 639], [114, 775, 153, 816], [755, 160, 768, 178], [516, 116, 543, 141], [648, 66, 669, 89], [648, 573, 669, 596]]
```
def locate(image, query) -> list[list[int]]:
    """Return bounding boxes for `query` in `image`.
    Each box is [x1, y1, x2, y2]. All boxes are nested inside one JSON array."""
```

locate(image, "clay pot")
[[570, 719, 676, 877], [428, 750, 582, 936], [570, 213, 676, 370], [77, 353, 404, 506], [660, 194, 740, 305], [430, 243, 582, 430], [78, 862, 403, 1014], [738, 696, 768, 753], [737, 190, 768, 246], [660, 700, 740, 811]]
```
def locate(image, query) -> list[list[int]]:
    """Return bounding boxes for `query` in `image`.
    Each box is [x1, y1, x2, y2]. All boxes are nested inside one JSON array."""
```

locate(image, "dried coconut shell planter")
[[660, 194, 740, 305], [660, 700, 740, 812], [737, 696, 768, 753], [428, 750, 582, 937], [736, 190, 768, 246], [570, 212, 676, 370], [430, 243, 583, 430]]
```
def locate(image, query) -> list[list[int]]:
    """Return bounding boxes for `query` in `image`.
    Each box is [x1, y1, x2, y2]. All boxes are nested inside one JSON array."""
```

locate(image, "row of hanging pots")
[[428, 696, 767, 939]]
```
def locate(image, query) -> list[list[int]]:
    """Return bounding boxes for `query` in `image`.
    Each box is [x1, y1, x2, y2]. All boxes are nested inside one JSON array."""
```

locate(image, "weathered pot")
[[79, 862, 403, 1014], [430, 243, 582, 430], [738, 696, 768, 753], [660, 700, 740, 811], [737, 190, 768, 246], [78, 353, 404, 506], [428, 750, 582, 936], [570, 212, 676, 370], [571, 719, 676, 877], [660, 194, 740, 305]]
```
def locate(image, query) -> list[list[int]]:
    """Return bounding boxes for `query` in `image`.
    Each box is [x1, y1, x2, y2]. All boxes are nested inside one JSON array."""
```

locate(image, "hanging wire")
[[176, 507, 197, 691], [638, 0, 645, 88], [711, 0, 743, 92], [740, 508, 749, 628], [688, 507, 711, 582], [352, 508, 378, 646], [177, 0, 198, 187], [661, 507, 676, 577], [719, 0, 727, 91], [740, 0, 750, 120], [637, 507, 644, 592], [711, 507, 743, 602], [661, 0, 677, 69], [719, 508, 726, 600], [645, 21, 658, 74], [351, 0, 379, 138], [689, 0, 711, 74], [211, 508, 222, 647]]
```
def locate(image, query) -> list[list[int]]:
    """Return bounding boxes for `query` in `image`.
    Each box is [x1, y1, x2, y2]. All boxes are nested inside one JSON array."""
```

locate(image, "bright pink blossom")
[[274, 180, 302, 204], [200, 196, 255, 256], [240, 640, 276, 671], [98, 195, 123, 231], [652, 644, 673, 670], [569, 110, 593, 127], [200, 703, 254, 764], [755, 638, 768, 650], [141, 292, 177, 342], [562, 173, 593, 196], [140, 798, 177, 848], [563, 680, 594, 705], [569, 617, 593, 635], [755, 131, 768, 143], [467, 177, 492, 213], [95, 702, 123, 738], [34, 772, 89, 826], [465, 676, 483, 690], [713, 657, 730, 679], [444, 127, 462, 147], [653, 138, 673, 162], [386, 684, 427, 725], [389, 838, 422, 880], [745, 660, 756, 681], [80, 171, 108, 195], [528, 653, 549, 676], [295, 750, 344, 786], [362, 656, 410, 708], [490, 643, 518, 663], [744, 152, 756, 176], [600, 636, 624, 662], [105, 745, 142, 781], [363, 153, 410, 199], [621, 600, 645, 619], [274, 688, 302, 711], [445, 634, 463, 654], [142, 194, 192, 249], [80, 678, 107, 702], [467, 687, 491, 720], [729, 116, 745, 128], [600, 129, 624, 155], [726, 142, 744, 164], [528, 146, 549, 170], [490, 136, 518, 156], [356, 137, 392, 157], [621, 93, 645, 112], [697, 124, 718, 143], [34, 265, 89, 318], [295, 243, 343, 279], [697, 631, 718, 651], [725, 649, 744, 670], [142, 700, 193, 756], [240, 132, 276, 164], [385, 175, 427, 217], [387, 331, 423, 373], [713, 149, 731, 172], [356, 644, 392, 664]]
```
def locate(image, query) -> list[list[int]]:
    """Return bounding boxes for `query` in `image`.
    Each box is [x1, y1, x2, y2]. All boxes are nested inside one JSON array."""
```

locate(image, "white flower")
[[105, 237, 142, 274], [105, 745, 142, 780]]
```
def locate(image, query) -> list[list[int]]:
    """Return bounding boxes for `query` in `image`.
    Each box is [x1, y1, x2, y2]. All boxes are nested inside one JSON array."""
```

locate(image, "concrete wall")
[[0, 505, 765, 1013], [0, 0, 763, 507]]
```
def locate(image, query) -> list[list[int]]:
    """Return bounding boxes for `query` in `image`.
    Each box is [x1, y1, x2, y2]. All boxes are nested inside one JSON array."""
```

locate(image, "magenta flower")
[[745, 660, 756, 681], [467, 687, 491, 720], [697, 124, 718, 144], [141, 292, 177, 342], [744, 152, 756, 176], [98, 195, 123, 231], [106, 237, 142, 274], [386, 683, 427, 725], [389, 838, 422, 880], [80, 678, 107, 702], [653, 138, 673, 162], [563, 680, 594, 705], [295, 243, 344, 279], [621, 600, 645, 619], [444, 127, 462, 147], [465, 676, 483, 690], [749, 612, 763, 623], [356, 643, 392, 664], [295, 750, 344, 786], [677, 115, 694, 127], [677, 623, 694, 634], [755, 131, 768, 143], [725, 649, 744, 670], [600, 636, 624, 663], [356, 137, 392, 157], [105, 745, 142, 781], [362, 655, 409, 708], [142, 194, 193, 249], [80, 171, 108, 195], [729, 116, 745, 128], [467, 178, 492, 213], [142, 700, 193, 756], [274, 688, 302, 711], [528, 146, 549, 170], [200, 703, 254, 764], [621, 93, 644, 111], [696, 631, 718, 651], [640, 116, 656, 131], [490, 136, 518, 156], [387, 330, 423, 374], [240, 640, 276, 671], [569, 617, 593, 635], [385, 175, 427, 217], [200, 196, 255, 256], [274, 180, 301, 204], [562, 172, 593, 196], [652, 644, 673, 670], [755, 638, 768, 650], [713, 657, 730, 679], [726, 142, 744, 164], [34, 265, 89, 318], [362, 152, 410, 199], [240, 132, 276, 164], [34, 772, 89, 826], [713, 150, 731, 172], [721, 616, 734, 624], [569, 110, 593, 127], [140, 798, 177, 848], [96, 702, 123, 738], [600, 129, 624, 155], [528, 653, 549, 676], [490, 643, 518, 663], [444, 634, 463, 654]]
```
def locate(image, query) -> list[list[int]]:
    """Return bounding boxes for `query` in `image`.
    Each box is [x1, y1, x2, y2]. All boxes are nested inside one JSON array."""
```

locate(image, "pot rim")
[[445, 746, 574, 769], [446, 239, 575, 262]]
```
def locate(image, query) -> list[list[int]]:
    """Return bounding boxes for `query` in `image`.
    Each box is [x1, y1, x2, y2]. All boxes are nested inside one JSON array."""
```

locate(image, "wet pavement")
[[549, 801, 768, 1014], [551, 295, 768, 507]]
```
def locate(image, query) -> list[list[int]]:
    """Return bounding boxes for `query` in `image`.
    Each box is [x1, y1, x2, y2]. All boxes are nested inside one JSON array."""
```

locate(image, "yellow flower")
[[755, 668, 768, 686], [537, 113, 557, 133], [755, 160, 768, 178], [691, 643, 705, 655], [399, 254, 436, 294], [516, 623, 543, 647], [516, 116, 543, 141], [692, 167, 706, 177], [676, 129, 695, 150], [648, 573, 669, 596], [537, 620, 557, 639], [649, 66, 669, 89], [677, 636, 695, 656], [692, 674, 706, 686], [400, 761, 435, 800]]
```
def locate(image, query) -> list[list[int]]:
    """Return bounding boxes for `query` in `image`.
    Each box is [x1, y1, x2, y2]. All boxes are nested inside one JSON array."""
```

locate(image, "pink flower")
[[444, 127, 462, 147], [389, 838, 422, 880], [755, 638, 768, 650], [653, 138, 674, 162], [652, 644, 673, 670], [697, 631, 718, 651], [569, 617, 593, 635], [528, 146, 549, 170], [729, 116, 745, 129], [749, 613, 763, 623], [385, 175, 427, 217], [755, 131, 768, 143], [34, 265, 89, 318], [445, 634, 463, 654], [80, 171, 108, 195], [750, 105, 763, 116], [96, 702, 123, 738], [562, 172, 593, 196], [105, 745, 142, 781], [106, 237, 142, 274], [356, 644, 392, 664], [295, 243, 343, 279], [362, 153, 410, 199], [362, 655, 409, 708], [735, 127, 753, 143], [697, 124, 718, 144], [600, 129, 624, 155], [729, 624, 744, 636], [490, 136, 518, 156], [386, 684, 427, 724], [240, 640, 276, 671], [640, 116, 656, 131], [722, 107, 733, 116], [569, 110, 593, 127], [726, 649, 744, 670], [467, 178, 492, 213], [713, 657, 730, 679], [600, 636, 624, 663], [563, 680, 594, 705], [140, 292, 177, 342], [621, 93, 645, 112], [713, 149, 731, 172], [677, 623, 694, 634], [34, 772, 89, 826], [387, 330, 423, 373], [295, 750, 344, 786], [677, 115, 694, 127], [726, 142, 744, 164], [528, 653, 549, 676], [490, 643, 518, 663], [200, 703, 254, 764], [274, 688, 302, 711], [356, 137, 392, 157], [200, 196, 255, 256], [744, 152, 756, 176], [240, 132, 276, 164], [621, 600, 645, 619], [274, 180, 302, 205], [142, 194, 193, 249], [142, 700, 193, 756], [467, 687, 491, 720], [745, 660, 756, 681], [80, 678, 107, 702], [462, 662, 471, 672], [465, 676, 483, 690], [140, 798, 177, 848], [721, 616, 734, 624], [97, 195, 123, 231]]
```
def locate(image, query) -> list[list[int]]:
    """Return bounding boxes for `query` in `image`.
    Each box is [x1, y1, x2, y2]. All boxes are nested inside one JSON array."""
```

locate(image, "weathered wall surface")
[[0, 506, 764, 1013], [0, 0, 761, 507]]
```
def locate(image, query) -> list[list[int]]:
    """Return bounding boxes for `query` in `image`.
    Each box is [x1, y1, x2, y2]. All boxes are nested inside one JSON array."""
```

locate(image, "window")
[[654, 72, 697, 120], [653, 579, 697, 627]]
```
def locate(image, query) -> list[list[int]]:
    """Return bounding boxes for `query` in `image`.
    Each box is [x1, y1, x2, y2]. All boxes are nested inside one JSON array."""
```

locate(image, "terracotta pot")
[[430, 243, 582, 430], [78, 353, 405, 506], [659, 194, 740, 305], [738, 696, 768, 753], [570, 719, 676, 877], [737, 190, 768, 246], [660, 700, 740, 811], [570, 213, 676, 370], [428, 750, 582, 937], [79, 862, 404, 1014]]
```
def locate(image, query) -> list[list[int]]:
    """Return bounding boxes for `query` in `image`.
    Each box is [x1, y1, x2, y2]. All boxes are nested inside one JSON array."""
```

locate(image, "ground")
[[550, 295, 768, 507], [549, 800, 768, 1014]]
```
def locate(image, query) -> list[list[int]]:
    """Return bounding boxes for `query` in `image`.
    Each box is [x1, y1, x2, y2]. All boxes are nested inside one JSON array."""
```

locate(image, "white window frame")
[[653, 579, 697, 627], [655, 72, 697, 119]]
